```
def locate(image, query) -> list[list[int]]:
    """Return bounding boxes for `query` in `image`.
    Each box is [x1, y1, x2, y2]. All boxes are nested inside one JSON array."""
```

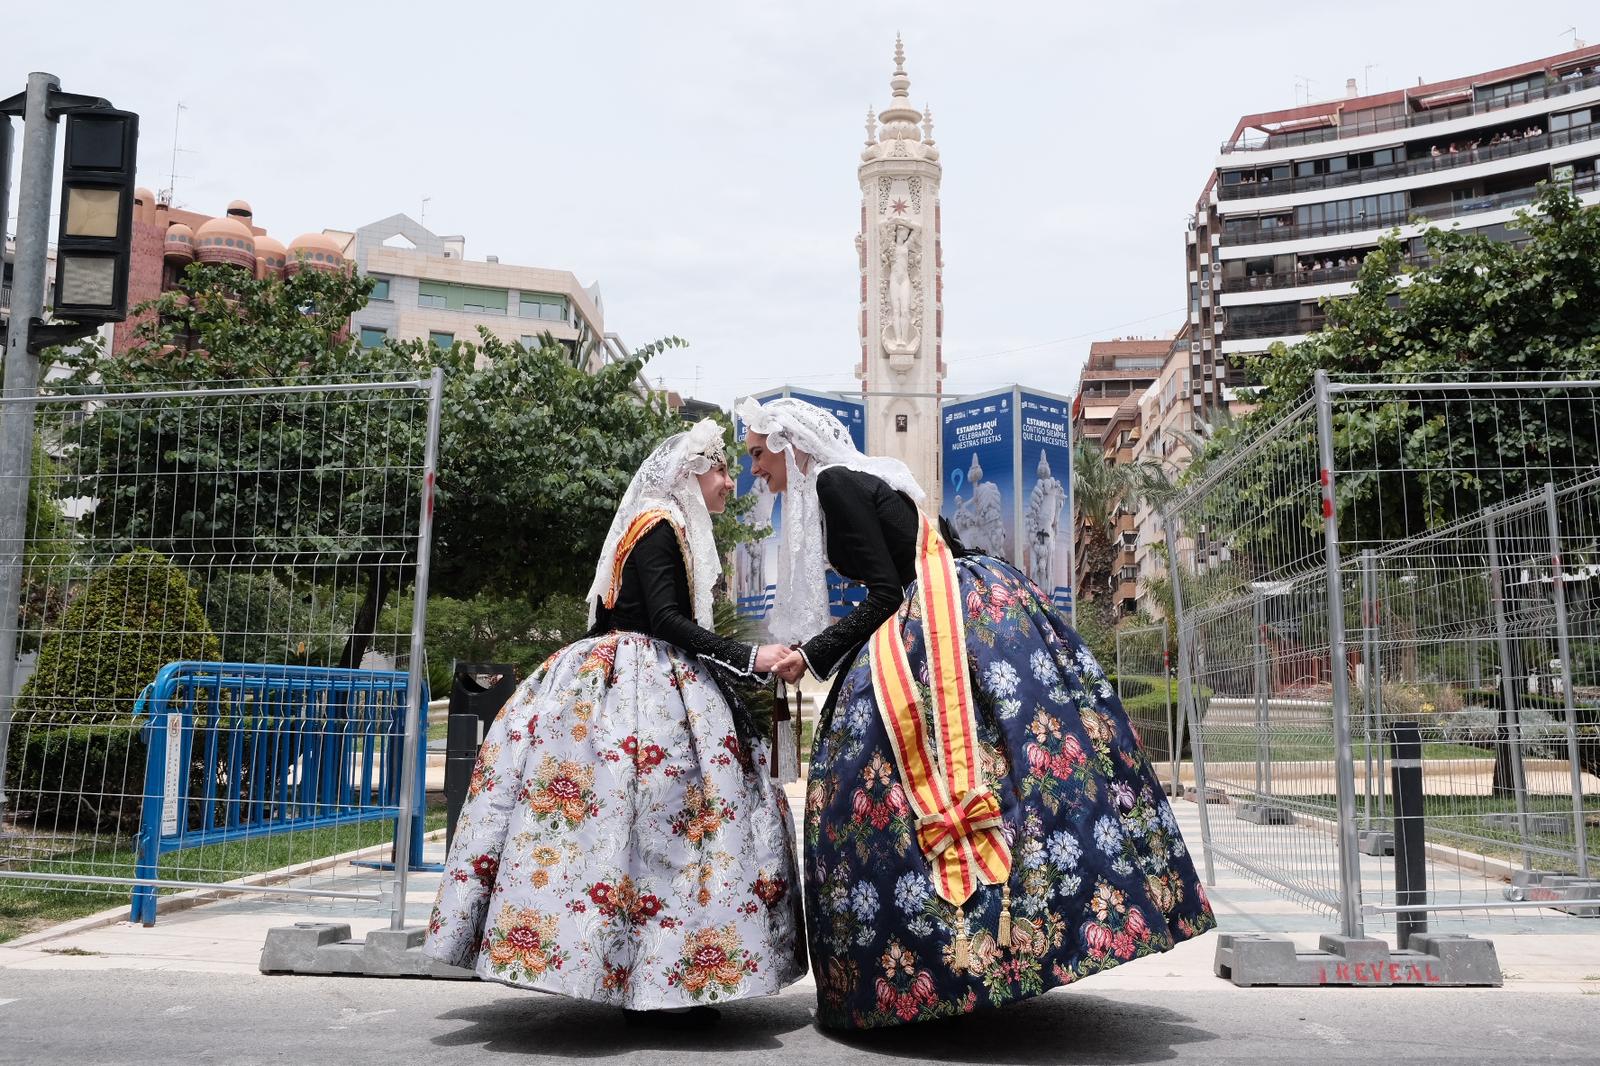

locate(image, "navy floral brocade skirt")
[[803, 556, 1215, 1030]]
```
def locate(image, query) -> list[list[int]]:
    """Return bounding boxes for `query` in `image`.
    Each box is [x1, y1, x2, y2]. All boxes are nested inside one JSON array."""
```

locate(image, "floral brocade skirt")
[[804, 556, 1215, 1029], [422, 632, 806, 1009]]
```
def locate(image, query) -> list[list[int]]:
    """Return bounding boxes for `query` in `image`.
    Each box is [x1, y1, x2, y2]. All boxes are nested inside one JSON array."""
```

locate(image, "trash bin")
[[444, 662, 517, 853]]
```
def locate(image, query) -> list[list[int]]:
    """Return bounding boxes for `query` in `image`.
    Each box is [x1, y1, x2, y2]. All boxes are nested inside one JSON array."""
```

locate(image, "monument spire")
[[856, 35, 945, 510], [878, 34, 924, 135]]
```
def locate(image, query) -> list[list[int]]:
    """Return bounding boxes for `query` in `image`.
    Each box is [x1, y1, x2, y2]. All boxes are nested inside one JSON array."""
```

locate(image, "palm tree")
[[1072, 440, 1139, 632]]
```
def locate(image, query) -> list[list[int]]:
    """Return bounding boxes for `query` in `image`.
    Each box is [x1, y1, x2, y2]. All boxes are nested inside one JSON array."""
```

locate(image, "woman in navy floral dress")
[[737, 397, 1214, 1030]]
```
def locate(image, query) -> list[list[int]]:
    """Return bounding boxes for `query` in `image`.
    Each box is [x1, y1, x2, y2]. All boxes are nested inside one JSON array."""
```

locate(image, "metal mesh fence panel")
[[1164, 394, 1351, 921], [1327, 380, 1598, 931], [0, 377, 438, 930], [1164, 376, 1600, 936], [1115, 621, 1181, 796]]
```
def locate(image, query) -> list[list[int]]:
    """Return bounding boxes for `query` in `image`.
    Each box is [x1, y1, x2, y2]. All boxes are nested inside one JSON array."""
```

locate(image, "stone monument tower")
[[856, 36, 944, 511]]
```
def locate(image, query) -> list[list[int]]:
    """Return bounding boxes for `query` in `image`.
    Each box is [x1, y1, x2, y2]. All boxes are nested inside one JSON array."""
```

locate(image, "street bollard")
[[1390, 720, 1427, 950]]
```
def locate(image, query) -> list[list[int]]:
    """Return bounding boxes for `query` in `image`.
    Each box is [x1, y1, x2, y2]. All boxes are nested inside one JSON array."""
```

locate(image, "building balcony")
[[1220, 249, 1441, 294], [1223, 170, 1600, 246], [1219, 117, 1600, 200], [1220, 68, 1600, 154], [1220, 309, 1328, 341]]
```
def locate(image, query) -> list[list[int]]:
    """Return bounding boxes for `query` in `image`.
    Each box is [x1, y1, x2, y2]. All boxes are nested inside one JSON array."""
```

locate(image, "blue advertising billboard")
[[732, 387, 866, 621], [940, 386, 1073, 611], [940, 388, 1017, 567], [1019, 390, 1074, 611]]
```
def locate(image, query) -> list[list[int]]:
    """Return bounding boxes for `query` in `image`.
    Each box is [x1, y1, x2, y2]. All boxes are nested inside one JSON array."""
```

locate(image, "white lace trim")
[[736, 396, 926, 644], [586, 419, 726, 630]]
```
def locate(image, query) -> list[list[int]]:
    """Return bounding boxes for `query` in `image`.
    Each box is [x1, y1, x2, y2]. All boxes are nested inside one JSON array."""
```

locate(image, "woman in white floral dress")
[[422, 420, 805, 1017]]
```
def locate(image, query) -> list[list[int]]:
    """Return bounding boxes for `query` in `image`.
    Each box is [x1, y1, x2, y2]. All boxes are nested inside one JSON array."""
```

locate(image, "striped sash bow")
[[915, 790, 1004, 859], [870, 512, 1012, 907]]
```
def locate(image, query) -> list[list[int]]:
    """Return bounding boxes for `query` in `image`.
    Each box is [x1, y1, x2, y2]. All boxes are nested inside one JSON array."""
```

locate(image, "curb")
[[6, 828, 447, 950]]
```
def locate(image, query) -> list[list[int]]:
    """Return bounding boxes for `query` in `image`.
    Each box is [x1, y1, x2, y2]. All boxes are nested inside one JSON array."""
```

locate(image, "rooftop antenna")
[[160, 101, 192, 207], [1363, 62, 1378, 95], [420, 196, 432, 228], [1560, 26, 1585, 49], [1293, 74, 1316, 106]]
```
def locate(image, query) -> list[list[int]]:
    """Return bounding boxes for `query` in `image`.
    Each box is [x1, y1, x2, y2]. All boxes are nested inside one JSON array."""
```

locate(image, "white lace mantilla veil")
[[734, 396, 926, 645], [585, 418, 727, 631]]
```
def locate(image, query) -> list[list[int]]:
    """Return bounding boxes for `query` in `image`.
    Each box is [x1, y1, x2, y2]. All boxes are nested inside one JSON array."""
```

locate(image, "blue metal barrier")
[[130, 662, 429, 926]]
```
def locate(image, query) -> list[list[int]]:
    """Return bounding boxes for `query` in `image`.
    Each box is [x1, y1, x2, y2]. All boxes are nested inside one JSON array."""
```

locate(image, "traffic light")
[[52, 107, 138, 322]]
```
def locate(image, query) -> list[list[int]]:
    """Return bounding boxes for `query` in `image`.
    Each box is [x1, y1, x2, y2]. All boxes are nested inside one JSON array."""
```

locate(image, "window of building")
[[1294, 191, 1405, 233], [519, 292, 569, 322], [369, 276, 391, 301], [1551, 107, 1594, 132], [359, 326, 388, 348], [1474, 74, 1546, 104], [520, 335, 538, 348], [417, 280, 510, 314], [429, 331, 454, 348]]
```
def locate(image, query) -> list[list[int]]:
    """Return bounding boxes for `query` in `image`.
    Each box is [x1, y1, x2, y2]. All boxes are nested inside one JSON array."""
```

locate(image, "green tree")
[[19, 435, 78, 650], [379, 590, 588, 696], [51, 263, 687, 668], [1216, 183, 1600, 543], [1195, 182, 1600, 781], [1071, 440, 1166, 632]]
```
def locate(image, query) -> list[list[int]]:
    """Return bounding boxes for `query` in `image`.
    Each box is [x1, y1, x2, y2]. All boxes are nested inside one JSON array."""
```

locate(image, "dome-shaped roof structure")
[[194, 215, 257, 271], [226, 199, 253, 216], [163, 222, 197, 263], [254, 234, 288, 279], [285, 232, 346, 275], [133, 186, 158, 225]]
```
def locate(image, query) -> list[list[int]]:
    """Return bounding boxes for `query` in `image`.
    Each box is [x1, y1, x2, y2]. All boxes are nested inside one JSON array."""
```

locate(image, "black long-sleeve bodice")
[[798, 466, 921, 680], [591, 520, 757, 674]]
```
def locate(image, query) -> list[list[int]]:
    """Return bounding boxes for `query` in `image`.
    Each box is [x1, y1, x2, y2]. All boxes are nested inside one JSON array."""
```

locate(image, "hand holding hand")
[[775, 648, 807, 684], [754, 643, 789, 674]]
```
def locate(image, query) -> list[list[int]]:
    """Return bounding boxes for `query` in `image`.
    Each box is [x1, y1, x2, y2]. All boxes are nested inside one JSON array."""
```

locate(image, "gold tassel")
[[997, 884, 1013, 950], [952, 905, 971, 972]]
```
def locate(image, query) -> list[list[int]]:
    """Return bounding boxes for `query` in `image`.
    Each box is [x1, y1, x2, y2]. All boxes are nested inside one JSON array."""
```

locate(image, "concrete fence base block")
[[259, 923, 354, 974], [1357, 829, 1394, 856], [1236, 802, 1295, 825], [1482, 812, 1572, 836], [1505, 870, 1600, 916], [1185, 785, 1228, 805], [1213, 931, 1501, 988], [260, 924, 478, 979]]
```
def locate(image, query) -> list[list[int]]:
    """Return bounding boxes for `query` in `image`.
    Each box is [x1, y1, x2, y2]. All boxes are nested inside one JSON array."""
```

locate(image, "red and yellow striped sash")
[[869, 512, 1011, 906], [603, 509, 674, 609]]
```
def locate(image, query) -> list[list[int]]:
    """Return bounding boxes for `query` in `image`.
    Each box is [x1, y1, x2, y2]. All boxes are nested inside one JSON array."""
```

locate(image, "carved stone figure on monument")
[[879, 217, 922, 366]]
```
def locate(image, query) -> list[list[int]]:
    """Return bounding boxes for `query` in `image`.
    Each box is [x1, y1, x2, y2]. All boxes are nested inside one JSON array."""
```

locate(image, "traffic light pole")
[[0, 72, 63, 811]]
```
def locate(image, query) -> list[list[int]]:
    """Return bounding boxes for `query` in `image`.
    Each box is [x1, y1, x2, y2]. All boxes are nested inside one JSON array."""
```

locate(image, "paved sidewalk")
[[2, 784, 1595, 995]]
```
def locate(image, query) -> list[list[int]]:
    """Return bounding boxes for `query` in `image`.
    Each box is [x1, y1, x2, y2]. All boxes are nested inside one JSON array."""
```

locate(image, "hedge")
[[7, 549, 220, 829]]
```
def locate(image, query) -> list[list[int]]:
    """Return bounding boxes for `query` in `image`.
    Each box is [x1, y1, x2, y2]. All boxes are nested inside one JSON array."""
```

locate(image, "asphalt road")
[[2, 971, 1595, 1065]]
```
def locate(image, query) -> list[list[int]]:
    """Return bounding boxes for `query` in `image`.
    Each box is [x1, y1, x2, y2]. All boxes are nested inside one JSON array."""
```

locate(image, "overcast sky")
[[7, 2, 1596, 406]]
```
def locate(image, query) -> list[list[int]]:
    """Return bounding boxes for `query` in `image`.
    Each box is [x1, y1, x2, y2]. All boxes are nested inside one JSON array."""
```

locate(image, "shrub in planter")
[[6, 549, 220, 829]]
